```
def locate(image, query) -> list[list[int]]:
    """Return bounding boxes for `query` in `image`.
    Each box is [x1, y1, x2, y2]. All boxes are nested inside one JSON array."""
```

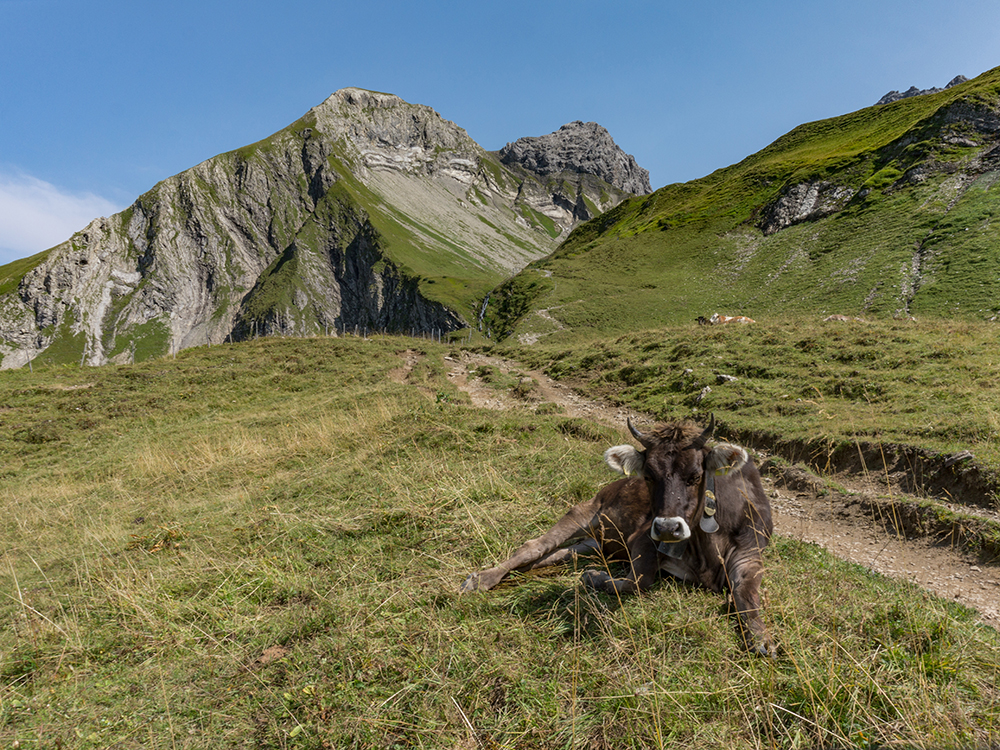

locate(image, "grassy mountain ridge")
[[486, 66, 1000, 342]]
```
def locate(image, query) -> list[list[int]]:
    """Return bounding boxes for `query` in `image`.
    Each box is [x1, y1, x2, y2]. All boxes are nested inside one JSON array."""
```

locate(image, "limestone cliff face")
[[0, 88, 645, 368]]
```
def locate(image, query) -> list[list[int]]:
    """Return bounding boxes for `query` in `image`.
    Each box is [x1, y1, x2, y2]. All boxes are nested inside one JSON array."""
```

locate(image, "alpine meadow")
[[483, 67, 1000, 342], [2, 68, 1000, 749]]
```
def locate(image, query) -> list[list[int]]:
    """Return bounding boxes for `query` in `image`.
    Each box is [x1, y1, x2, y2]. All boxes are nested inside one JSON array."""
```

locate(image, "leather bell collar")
[[657, 539, 688, 558]]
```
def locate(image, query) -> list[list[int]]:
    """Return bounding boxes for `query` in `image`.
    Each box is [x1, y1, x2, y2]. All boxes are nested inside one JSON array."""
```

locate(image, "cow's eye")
[[686, 472, 702, 487]]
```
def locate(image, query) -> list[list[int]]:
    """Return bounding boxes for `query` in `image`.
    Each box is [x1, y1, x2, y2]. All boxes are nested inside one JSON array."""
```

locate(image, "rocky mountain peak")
[[0, 88, 648, 368], [309, 87, 479, 179], [876, 75, 968, 106], [497, 121, 651, 195]]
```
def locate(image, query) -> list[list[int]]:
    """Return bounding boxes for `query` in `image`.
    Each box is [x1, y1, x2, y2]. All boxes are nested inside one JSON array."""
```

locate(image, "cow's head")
[[604, 416, 748, 546]]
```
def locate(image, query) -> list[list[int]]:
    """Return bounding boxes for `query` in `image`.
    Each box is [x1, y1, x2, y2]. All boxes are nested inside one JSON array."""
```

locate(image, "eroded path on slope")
[[442, 350, 1000, 629]]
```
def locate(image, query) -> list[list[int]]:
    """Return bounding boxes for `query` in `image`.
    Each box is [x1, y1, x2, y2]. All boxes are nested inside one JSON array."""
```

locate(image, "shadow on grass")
[[476, 561, 781, 658], [493, 565, 628, 640]]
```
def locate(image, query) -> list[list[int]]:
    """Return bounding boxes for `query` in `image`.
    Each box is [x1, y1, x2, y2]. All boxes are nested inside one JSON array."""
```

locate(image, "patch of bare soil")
[[444, 351, 1000, 629], [389, 349, 422, 383]]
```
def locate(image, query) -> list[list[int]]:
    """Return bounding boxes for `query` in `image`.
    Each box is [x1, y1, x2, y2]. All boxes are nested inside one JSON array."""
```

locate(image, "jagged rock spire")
[[498, 121, 651, 195]]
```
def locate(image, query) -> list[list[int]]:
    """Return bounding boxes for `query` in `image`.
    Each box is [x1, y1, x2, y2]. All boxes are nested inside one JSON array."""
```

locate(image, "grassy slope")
[[327, 166, 505, 319], [487, 67, 1000, 342], [511, 318, 1000, 475], [1, 336, 998, 749]]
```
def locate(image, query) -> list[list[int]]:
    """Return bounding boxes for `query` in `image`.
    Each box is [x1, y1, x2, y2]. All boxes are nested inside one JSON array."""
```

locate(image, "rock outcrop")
[[0, 89, 646, 368], [760, 181, 857, 235], [498, 121, 652, 195], [876, 75, 968, 106]]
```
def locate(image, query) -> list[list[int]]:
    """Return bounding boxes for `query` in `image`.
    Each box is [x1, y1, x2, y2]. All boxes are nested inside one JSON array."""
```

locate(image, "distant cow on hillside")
[[697, 313, 756, 325], [461, 416, 776, 656], [823, 314, 867, 322]]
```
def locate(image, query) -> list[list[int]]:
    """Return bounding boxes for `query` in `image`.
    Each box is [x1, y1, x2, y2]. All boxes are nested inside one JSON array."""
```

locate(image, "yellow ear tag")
[[700, 472, 720, 533], [703, 489, 717, 516]]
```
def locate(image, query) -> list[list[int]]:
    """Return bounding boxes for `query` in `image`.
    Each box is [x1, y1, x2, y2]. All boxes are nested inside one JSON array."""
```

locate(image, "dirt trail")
[[442, 351, 1000, 629]]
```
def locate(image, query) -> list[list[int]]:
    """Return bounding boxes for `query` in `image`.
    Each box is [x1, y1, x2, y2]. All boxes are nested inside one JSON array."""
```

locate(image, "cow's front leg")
[[728, 559, 776, 658], [460, 504, 598, 593], [460, 534, 559, 592], [581, 536, 658, 595], [525, 539, 601, 570]]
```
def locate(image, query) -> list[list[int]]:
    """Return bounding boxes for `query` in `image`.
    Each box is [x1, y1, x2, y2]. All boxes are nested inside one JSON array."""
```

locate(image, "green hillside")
[[0, 334, 997, 748], [485, 67, 1000, 342]]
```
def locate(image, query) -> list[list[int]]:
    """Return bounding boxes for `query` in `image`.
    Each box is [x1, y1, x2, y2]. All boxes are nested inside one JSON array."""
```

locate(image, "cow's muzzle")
[[651, 516, 691, 542]]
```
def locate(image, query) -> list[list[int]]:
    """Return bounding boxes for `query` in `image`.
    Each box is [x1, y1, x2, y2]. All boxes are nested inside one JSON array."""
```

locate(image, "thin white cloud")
[[0, 171, 122, 266]]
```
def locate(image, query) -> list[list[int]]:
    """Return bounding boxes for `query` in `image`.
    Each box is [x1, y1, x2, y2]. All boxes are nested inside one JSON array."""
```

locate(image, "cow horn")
[[691, 413, 716, 450], [627, 417, 654, 448]]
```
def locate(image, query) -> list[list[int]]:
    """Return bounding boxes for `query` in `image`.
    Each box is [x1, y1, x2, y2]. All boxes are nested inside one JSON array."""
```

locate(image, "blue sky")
[[2, 0, 998, 266]]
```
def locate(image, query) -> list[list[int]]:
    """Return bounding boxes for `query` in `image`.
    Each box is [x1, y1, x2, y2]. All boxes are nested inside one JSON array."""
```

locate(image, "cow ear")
[[705, 443, 748, 475], [605, 445, 645, 476]]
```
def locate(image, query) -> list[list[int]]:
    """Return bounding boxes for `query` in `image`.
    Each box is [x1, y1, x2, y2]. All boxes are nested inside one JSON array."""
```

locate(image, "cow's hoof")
[[738, 623, 777, 658], [580, 570, 612, 591], [752, 635, 778, 659], [459, 573, 481, 594], [460, 568, 506, 593]]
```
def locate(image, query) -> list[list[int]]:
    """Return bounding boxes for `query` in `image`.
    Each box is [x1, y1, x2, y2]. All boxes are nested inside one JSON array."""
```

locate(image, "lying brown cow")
[[461, 416, 776, 656]]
